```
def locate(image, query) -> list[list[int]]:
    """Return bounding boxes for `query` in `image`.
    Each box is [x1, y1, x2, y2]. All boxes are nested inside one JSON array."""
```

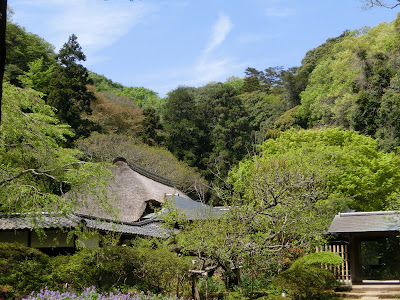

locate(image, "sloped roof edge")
[[327, 211, 400, 234], [0, 212, 167, 237]]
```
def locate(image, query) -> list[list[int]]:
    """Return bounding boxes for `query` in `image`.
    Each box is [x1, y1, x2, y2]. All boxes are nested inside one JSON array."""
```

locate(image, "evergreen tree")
[[46, 34, 99, 144], [162, 87, 206, 167]]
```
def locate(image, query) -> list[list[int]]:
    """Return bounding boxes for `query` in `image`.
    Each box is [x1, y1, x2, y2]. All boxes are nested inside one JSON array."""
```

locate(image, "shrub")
[[51, 241, 190, 294], [51, 246, 139, 291], [273, 251, 342, 300], [130, 238, 191, 293], [0, 242, 52, 298]]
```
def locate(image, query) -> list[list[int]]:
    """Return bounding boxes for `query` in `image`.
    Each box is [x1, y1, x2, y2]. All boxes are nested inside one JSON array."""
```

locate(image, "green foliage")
[[292, 252, 343, 268], [273, 266, 336, 300], [162, 87, 205, 168], [130, 238, 191, 293], [176, 155, 330, 291], [17, 57, 55, 92], [89, 71, 124, 92], [238, 91, 287, 139], [0, 242, 52, 299], [142, 107, 164, 145], [5, 21, 55, 86], [274, 252, 342, 300], [162, 84, 252, 187], [50, 241, 190, 294], [296, 18, 400, 152], [51, 246, 139, 291], [89, 72, 164, 109], [0, 83, 112, 214], [46, 34, 99, 142], [252, 128, 400, 211], [117, 86, 163, 109]]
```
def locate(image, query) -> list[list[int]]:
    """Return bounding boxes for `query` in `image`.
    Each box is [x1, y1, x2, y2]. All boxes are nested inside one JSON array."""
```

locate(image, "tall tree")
[[46, 34, 98, 143], [174, 156, 330, 290], [162, 87, 206, 168], [0, 0, 6, 123]]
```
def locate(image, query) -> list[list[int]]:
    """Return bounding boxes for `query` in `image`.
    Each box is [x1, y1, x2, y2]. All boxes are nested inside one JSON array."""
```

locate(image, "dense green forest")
[[3, 8, 400, 300]]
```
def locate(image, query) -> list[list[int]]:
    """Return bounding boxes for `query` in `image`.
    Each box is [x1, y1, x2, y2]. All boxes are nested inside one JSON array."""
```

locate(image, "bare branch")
[[0, 161, 85, 188], [363, 0, 400, 9]]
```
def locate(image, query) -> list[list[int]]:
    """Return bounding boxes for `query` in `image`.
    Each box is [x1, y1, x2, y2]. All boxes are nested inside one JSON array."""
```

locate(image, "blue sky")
[[9, 0, 400, 97]]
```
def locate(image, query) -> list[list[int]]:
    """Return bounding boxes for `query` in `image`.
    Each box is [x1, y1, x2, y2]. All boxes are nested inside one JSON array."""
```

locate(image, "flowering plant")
[[23, 287, 181, 300]]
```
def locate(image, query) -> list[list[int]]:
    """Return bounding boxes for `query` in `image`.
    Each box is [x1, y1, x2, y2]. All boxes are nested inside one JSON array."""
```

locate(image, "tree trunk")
[[0, 0, 7, 123], [191, 273, 200, 300]]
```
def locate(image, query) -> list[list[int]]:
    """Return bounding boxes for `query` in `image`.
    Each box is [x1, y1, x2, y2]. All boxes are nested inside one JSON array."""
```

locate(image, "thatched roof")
[[75, 158, 189, 223]]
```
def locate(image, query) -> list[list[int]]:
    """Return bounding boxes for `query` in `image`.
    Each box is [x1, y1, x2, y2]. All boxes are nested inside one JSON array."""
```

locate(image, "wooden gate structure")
[[325, 211, 400, 284], [316, 243, 351, 285]]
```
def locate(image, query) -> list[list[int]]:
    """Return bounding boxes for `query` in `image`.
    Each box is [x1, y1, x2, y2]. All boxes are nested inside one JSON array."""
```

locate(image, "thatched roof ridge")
[[75, 159, 188, 223], [114, 156, 174, 187]]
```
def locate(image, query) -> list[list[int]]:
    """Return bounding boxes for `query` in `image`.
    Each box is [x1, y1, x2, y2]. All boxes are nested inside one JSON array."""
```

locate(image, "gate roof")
[[327, 211, 400, 234]]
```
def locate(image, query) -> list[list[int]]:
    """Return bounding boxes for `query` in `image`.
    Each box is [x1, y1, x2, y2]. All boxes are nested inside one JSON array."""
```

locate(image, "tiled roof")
[[0, 213, 80, 230], [327, 211, 400, 234], [0, 213, 169, 238], [79, 214, 171, 238], [165, 195, 224, 220]]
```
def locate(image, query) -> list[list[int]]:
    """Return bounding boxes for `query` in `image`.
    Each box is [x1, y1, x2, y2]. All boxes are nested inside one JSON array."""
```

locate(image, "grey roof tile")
[[0, 213, 80, 230], [0, 213, 169, 238], [327, 211, 400, 233]]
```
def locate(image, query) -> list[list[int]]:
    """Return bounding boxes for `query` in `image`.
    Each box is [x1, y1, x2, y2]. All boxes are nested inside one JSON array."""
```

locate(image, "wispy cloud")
[[204, 14, 233, 55], [13, 0, 156, 54], [265, 7, 295, 17], [127, 14, 242, 95], [188, 14, 236, 85]]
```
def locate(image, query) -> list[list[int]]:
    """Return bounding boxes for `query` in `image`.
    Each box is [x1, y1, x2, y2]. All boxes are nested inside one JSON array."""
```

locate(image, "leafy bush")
[[51, 246, 139, 291], [273, 252, 342, 300], [130, 238, 191, 293], [0, 242, 52, 298], [51, 240, 190, 294]]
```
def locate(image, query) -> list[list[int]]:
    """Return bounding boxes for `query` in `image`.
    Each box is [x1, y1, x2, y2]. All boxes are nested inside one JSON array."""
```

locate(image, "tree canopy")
[[0, 83, 112, 214], [233, 128, 400, 211]]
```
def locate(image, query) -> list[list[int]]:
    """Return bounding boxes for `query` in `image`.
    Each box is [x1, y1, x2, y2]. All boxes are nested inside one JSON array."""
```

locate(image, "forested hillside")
[[4, 6, 400, 300], [3, 13, 400, 210]]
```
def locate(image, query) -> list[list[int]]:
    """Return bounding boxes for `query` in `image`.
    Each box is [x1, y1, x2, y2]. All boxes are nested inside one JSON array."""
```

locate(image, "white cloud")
[[265, 7, 295, 17], [13, 0, 157, 53], [181, 13, 236, 87], [204, 13, 233, 55]]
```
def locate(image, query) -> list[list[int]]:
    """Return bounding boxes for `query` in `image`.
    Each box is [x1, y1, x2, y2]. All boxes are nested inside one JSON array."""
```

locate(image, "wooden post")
[[397, 237, 400, 281], [349, 236, 362, 283], [190, 271, 201, 300]]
